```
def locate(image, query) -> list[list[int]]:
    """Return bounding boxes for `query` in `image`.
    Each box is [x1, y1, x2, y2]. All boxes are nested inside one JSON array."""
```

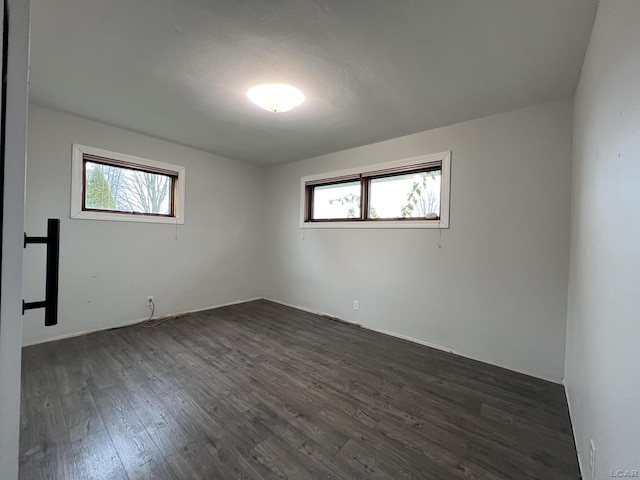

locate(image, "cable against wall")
[[140, 299, 176, 328]]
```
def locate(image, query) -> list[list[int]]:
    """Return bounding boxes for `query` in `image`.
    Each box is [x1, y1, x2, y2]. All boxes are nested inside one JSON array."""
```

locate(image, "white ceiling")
[[29, 0, 598, 166]]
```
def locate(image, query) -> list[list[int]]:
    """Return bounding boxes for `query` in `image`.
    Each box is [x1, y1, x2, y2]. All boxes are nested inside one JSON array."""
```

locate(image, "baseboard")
[[21, 297, 263, 347], [279, 299, 457, 354], [563, 382, 585, 479], [264, 297, 563, 385]]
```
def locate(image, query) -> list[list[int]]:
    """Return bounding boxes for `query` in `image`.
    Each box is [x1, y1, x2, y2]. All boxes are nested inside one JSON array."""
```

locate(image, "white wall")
[[23, 104, 265, 345], [264, 99, 573, 382], [565, 0, 640, 477]]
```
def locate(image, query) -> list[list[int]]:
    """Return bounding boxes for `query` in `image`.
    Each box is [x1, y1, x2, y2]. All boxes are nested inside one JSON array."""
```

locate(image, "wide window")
[[301, 151, 450, 229], [71, 144, 185, 224]]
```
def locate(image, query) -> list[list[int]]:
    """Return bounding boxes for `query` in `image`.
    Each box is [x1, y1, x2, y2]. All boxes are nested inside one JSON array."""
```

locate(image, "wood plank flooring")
[[20, 300, 580, 479]]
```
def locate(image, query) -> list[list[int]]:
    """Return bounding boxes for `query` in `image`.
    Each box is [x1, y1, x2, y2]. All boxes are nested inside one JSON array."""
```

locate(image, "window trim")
[[300, 151, 450, 229], [71, 144, 186, 224]]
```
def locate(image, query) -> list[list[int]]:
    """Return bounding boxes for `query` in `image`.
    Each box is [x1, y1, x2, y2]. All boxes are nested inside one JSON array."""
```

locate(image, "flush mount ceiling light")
[[246, 84, 305, 113]]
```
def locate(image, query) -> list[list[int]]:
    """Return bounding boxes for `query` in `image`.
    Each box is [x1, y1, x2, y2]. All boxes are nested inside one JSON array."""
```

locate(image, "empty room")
[[1, 0, 638, 479]]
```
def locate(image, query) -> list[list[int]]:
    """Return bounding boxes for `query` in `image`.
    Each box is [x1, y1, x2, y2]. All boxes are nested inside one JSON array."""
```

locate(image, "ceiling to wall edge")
[[28, 95, 576, 168]]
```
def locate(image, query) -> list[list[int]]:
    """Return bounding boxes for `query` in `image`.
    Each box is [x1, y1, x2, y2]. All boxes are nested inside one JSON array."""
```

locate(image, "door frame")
[[0, 0, 30, 478]]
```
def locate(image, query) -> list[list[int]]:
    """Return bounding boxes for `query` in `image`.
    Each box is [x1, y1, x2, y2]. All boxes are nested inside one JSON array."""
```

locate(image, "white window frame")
[[71, 144, 186, 224], [300, 151, 450, 229]]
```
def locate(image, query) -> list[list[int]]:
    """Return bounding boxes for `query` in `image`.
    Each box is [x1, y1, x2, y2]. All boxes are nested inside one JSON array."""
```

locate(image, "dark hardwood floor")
[[20, 300, 580, 479]]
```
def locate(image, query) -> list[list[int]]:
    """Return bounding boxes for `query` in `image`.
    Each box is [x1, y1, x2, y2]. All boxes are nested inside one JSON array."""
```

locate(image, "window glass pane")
[[369, 170, 441, 219], [312, 181, 361, 219], [84, 161, 173, 215]]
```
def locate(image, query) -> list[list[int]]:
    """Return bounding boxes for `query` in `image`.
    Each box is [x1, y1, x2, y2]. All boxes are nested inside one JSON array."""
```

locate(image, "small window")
[[311, 179, 362, 221], [301, 152, 450, 229], [367, 168, 441, 220], [71, 145, 185, 224]]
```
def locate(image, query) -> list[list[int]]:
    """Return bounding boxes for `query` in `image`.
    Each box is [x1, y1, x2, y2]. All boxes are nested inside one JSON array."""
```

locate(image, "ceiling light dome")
[[247, 84, 304, 113]]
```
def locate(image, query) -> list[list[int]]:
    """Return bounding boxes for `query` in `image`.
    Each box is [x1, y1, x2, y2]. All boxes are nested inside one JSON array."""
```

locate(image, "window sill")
[[71, 210, 184, 224], [301, 219, 448, 229]]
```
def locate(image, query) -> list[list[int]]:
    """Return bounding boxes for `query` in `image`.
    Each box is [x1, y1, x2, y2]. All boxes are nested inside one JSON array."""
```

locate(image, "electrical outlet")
[[147, 296, 154, 306], [589, 440, 595, 478], [353, 300, 360, 311]]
